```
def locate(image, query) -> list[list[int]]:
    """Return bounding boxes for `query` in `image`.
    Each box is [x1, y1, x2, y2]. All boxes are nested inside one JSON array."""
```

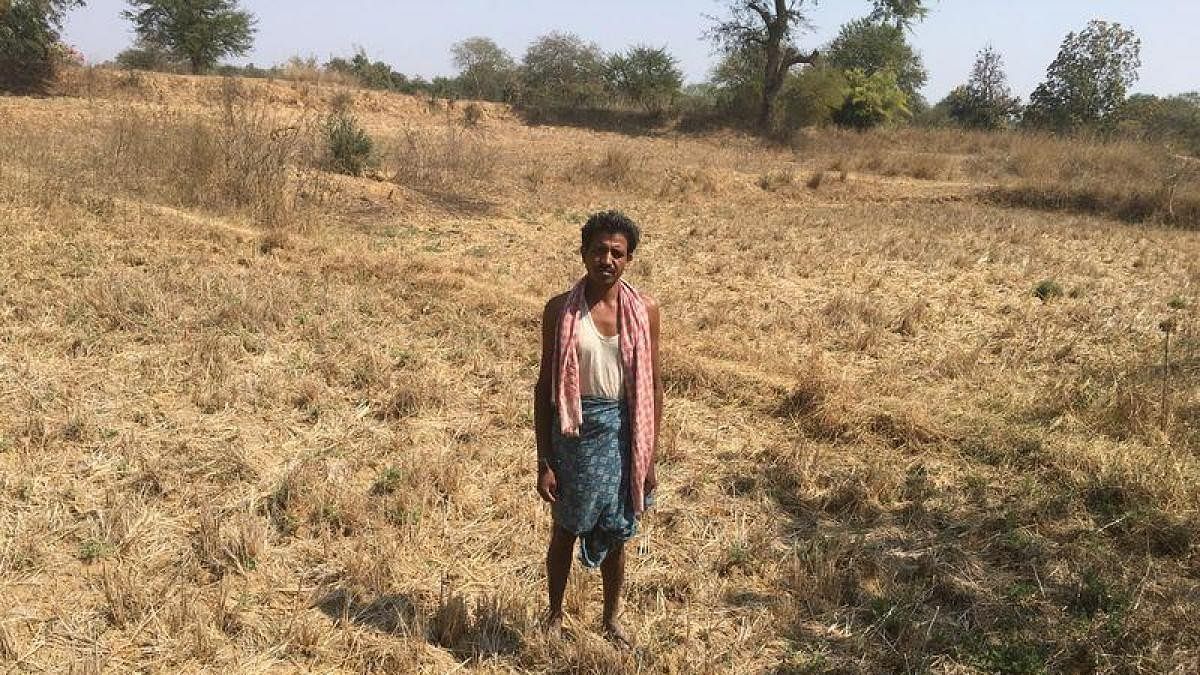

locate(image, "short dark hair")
[[581, 210, 640, 254]]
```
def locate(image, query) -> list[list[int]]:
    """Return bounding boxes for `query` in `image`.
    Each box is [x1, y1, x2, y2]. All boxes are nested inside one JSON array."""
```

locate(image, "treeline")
[[3, 0, 1199, 154]]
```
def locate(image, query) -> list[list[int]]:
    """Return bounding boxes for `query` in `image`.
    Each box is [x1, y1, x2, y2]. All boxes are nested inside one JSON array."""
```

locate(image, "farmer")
[[533, 210, 662, 647]]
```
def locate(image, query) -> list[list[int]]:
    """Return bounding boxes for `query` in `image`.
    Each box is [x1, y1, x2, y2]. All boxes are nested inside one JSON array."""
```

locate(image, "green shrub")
[[833, 69, 910, 130], [1, 0, 83, 93], [1032, 279, 1064, 301], [324, 112, 372, 177], [779, 66, 848, 130]]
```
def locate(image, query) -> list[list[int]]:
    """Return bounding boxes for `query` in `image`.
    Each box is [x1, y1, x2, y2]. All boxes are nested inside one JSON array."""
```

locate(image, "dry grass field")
[[0, 68, 1198, 673]]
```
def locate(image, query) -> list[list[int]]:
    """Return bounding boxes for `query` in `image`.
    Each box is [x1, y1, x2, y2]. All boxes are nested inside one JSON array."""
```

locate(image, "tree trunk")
[[758, 61, 784, 130], [757, 32, 783, 130], [190, 55, 203, 75]]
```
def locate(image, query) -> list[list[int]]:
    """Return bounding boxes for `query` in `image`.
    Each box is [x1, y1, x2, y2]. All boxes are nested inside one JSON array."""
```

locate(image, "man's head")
[[580, 210, 639, 287]]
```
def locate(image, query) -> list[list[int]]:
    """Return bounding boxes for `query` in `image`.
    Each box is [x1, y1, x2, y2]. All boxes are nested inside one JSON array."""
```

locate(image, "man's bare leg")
[[600, 540, 631, 648], [546, 525, 575, 637]]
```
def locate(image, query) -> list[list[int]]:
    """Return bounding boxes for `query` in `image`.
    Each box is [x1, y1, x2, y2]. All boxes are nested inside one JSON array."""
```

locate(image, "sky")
[[62, 1, 1199, 103]]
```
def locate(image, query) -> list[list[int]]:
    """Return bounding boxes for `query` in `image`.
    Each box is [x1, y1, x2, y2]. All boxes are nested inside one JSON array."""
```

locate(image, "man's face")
[[582, 232, 631, 286]]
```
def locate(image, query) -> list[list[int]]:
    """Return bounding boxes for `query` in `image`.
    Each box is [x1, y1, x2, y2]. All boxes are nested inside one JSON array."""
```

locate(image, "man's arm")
[[534, 295, 565, 502]]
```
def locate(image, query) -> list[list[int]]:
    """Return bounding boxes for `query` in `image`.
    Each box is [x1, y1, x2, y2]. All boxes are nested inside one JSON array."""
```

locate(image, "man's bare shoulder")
[[639, 292, 660, 316], [543, 292, 570, 321]]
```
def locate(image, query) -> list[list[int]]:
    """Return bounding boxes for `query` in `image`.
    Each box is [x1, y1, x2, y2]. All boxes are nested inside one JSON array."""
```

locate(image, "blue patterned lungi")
[[551, 397, 638, 568]]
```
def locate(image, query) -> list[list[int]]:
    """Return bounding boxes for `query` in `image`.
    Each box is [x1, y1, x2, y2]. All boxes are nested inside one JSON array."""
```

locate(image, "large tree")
[[605, 45, 683, 115], [123, 0, 256, 74], [1024, 20, 1141, 132], [944, 45, 1021, 129], [451, 36, 516, 102], [825, 16, 925, 100], [706, 0, 927, 130], [1, 0, 85, 92], [519, 31, 607, 112]]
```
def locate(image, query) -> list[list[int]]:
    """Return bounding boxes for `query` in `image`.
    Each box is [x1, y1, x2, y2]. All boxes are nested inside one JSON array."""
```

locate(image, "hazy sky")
[[63, 1, 1199, 102]]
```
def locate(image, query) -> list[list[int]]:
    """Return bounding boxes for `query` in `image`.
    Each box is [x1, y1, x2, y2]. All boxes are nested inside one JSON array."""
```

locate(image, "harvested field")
[[0, 69, 1198, 672]]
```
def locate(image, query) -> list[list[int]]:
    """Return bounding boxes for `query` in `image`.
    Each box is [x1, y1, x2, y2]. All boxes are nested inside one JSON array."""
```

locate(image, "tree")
[[114, 38, 182, 71], [519, 31, 607, 113], [123, 0, 256, 74], [709, 44, 766, 123], [778, 63, 848, 128], [1, 0, 85, 92], [832, 68, 909, 129], [1024, 20, 1141, 132], [825, 17, 925, 100], [451, 36, 515, 102], [605, 45, 683, 115], [1119, 93, 1200, 155], [944, 45, 1021, 129], [706, 0, 927, 130]]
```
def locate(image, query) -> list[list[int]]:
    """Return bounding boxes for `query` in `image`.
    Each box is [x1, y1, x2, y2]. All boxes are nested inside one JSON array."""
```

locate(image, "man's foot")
[[544, 612, 564, 640], [602, 620, 633, 650]]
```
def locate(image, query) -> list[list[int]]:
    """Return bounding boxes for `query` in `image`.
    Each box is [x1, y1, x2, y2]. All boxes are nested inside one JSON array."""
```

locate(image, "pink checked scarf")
[[554, 278, 656, 515]]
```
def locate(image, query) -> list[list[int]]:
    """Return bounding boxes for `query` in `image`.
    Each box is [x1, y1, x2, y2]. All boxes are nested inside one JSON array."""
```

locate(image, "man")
[[533, 210, 662, 648]]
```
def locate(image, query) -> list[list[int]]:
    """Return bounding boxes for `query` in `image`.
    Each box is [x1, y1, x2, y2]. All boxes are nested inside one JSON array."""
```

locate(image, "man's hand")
[[537, 463, 558, 503]]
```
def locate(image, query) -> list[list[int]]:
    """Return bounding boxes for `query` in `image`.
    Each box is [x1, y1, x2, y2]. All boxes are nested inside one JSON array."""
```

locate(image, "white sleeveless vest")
[[577, 305, 625, 400]]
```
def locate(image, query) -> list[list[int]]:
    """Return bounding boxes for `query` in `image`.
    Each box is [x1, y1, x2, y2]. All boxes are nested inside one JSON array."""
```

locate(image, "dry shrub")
[[79, 494, 149, 562], [258, 228, 288, 254], [658, 165, 719, 198], [432, 591, 470, 648], [194, 509, 266, 576], [389, 125, 499, 189], [277, 55, 360, 88], [862, 399, 944, 448], [466, 593, 528, 657], [817, 463, 898, 521], [775, 358, 854, 441], [282, 613, 328, 659], [806, 170, 825, 190], [521, 160, 549, 191], [934, 342, 986, 379], [0, 531, 42, 578], [101, 564, 154, 627], [893, 298, 928, 336], [265, 458, 368, 538], [756, 168, 795, 191], [851, 150, 958, 181], [776, 359, 943, 448], [568, 147, 645, 188], [980, 136, 1200, 226], [98, 106, 317, 226], [822, 291, 886, 330], [80, 270, 163, 331], [785, 535, 865, 614], [1033, 350, 1186, 442]]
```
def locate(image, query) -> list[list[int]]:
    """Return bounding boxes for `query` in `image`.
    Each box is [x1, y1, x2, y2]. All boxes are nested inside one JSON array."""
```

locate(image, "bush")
[[1119, 93, 1200, 155], [1033, 280, 1064, 301], [462, 103, 483, 126], [1, 0, 83, 93], [324, 113, 373, 177], [779, 66, 848, 130], [113, 40, 183, 72], [451, 36, 517, 103], [390, 125, 498, 189], [833, 69, 910, 130], [605, 45, 683, 115], [519, 32, 608, 114]]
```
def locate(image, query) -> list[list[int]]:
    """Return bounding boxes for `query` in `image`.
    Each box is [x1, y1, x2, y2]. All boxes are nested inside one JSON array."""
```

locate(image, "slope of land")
[[0, 69, 1197, 673]]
